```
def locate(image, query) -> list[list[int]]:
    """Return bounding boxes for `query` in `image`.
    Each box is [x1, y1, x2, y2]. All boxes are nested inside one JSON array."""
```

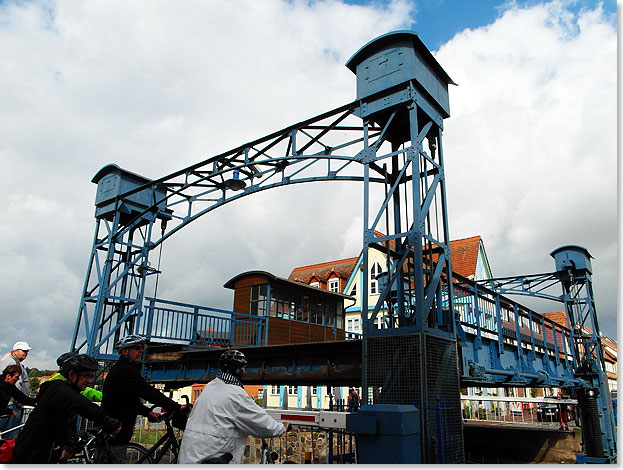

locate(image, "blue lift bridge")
[[70, 31, 616, 464]]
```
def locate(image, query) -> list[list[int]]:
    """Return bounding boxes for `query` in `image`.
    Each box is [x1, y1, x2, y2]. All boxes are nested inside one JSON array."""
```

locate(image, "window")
[[250, 285, 267, 316], [328, 278, 340, 293], [310, 281, 319, 288], [297, 295, 310, 322], [350, 282, 357, 297], [370, 261, 382, 295], [271, 385, 280, 395], [346, 318, 360, 333], [311, 387, 317, 396], [310, 300, 324, 325], [258, 389, 264, 399], [287, 386, 298, 395], [271, 286, 294, 320]]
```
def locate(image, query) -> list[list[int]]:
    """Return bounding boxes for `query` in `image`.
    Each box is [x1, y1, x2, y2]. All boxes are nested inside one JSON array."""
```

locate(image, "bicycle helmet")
[[60, 354, 100, 374], [114, 334, 147, 351], [57, 351, 78, 367], [218, 349, 247, 373]]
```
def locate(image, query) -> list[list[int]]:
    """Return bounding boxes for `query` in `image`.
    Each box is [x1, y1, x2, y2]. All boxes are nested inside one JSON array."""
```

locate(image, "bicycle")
[[131, 395, 192, 464], [66, 427, 151, 464]]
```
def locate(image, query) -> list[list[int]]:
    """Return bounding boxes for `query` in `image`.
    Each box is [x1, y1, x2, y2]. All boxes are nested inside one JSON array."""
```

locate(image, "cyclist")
[[0, 341, 31, 438], [46, 352, 103, 401], [10, 354, 121, 464], [178, 349, 288, 464], [102, 334, 188, 464], [0, 364, 36, 419]]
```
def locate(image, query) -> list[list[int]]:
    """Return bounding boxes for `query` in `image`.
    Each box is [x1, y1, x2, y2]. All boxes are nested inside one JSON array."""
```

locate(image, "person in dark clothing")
[[0, 364, 36, 421], [557, 390, 569, 431], [102, 334, 188, 463], [10, 354, 121, 464], [347, 388, 360, 412]]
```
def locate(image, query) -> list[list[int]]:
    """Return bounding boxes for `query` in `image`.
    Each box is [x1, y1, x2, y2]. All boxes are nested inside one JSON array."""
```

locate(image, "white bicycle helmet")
[[114, 334, 147, 351]]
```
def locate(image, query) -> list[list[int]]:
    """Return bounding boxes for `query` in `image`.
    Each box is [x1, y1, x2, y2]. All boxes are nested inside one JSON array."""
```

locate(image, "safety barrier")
[[140, 297, 267, 348], [460, 395, 577, 427]]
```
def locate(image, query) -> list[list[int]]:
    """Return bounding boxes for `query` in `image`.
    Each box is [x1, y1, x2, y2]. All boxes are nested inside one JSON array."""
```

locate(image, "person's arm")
[[11, 385, 36, 406], [57, 413, 79, 459], [137, 375, 181, 414], [61, 387, 121, 433], [234, 390, 287, 438]]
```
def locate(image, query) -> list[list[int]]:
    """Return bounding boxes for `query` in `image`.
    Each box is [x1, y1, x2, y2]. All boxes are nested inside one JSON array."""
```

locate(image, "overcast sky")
[[0, 0, 616, 370]]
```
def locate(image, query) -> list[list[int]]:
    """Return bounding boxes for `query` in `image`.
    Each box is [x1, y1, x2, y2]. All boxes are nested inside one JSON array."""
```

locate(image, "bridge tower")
[[71, 31, 461, 462], [550, 246, 616, 463], [345, 32, 462, 463]]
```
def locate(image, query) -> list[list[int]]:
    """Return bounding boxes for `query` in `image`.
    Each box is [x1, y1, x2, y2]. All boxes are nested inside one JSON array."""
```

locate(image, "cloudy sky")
[[0, 0, 616, 369]]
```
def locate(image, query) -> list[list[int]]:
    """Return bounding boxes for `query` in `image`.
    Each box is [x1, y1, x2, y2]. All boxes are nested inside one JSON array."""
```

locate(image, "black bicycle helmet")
[[218, 349, 247, 373], [114, 334, 147, 351], [60, 354, 100, 374], [56, 351, 78, 367]]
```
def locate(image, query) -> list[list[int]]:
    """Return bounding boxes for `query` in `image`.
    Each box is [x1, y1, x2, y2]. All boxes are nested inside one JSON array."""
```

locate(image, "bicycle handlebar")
[[149, 394, 192, 423]]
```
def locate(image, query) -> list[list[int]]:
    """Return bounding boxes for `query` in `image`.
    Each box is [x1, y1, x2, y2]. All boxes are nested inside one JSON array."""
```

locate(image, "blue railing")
[[139, 297, 266, 349]]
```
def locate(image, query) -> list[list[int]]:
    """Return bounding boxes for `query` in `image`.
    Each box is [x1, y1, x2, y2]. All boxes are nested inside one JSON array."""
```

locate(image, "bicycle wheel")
[[125, 443, 153, 464]]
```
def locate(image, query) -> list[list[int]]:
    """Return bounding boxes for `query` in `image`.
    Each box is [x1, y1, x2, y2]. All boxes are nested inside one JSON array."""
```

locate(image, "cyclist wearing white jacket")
[[178, 350, 288, 464]]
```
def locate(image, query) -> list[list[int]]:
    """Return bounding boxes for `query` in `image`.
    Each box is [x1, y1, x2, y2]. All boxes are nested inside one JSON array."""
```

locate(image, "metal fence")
[[139, 297, 266, 348], [461, 395, 578, 427]]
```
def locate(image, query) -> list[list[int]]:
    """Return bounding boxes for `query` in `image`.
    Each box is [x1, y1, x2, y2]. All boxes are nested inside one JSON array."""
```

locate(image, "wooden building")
[[224, 271, 352, 346]]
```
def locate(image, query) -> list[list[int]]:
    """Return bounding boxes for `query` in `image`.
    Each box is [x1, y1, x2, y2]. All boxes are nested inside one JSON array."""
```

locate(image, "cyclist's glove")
[[102, 416, 122, 433]]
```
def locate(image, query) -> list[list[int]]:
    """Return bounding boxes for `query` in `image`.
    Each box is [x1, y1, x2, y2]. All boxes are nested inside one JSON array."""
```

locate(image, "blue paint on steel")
[[346, 404, 422, 464], [549, 246, 616, 462], [71, 31, 615, 464], [346, 30, 455, 118], [138, 297, 266, 348]]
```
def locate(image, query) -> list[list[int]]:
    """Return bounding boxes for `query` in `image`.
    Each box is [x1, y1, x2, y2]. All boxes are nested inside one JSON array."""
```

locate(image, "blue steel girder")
[[476, 272, 562, 302], [142, 339, 363, 388], [73, 84, 448, 358], [452, 272, 580, 388], [467, 254, 616, 460]]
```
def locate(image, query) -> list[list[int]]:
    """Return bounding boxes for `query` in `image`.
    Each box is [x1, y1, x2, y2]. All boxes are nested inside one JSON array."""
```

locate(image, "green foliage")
[[28, 368, 56, 378], [29, 376, 41, 392], [26, 369, 56, 394]]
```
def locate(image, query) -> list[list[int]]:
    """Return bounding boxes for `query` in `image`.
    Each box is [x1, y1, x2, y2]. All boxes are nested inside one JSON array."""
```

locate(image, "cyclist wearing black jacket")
[[102, 334, 187, 464], [10, 354, 121, 464], [0, 364, 36, 417]]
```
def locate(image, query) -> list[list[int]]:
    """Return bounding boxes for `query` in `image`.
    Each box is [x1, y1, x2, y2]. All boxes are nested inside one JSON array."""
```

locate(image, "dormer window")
[[310, 281, 319, 288], [328, 278, 339, 293]]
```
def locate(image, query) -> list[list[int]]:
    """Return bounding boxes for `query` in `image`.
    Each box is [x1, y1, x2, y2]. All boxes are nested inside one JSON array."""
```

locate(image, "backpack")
[[0, 438, 15, 463]]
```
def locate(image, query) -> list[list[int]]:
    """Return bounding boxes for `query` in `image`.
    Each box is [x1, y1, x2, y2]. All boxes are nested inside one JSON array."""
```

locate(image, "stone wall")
[[243, 429, 348, 464]]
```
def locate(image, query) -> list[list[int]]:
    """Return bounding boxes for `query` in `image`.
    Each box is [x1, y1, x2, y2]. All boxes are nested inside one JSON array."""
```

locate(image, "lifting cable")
[[152, 224, 166, 300]]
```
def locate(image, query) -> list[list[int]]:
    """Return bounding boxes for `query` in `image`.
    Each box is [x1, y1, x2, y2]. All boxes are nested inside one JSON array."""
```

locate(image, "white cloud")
[[0, 0, 616, 370], [0, 0, 413, 368], [436, 1, 616, 333]]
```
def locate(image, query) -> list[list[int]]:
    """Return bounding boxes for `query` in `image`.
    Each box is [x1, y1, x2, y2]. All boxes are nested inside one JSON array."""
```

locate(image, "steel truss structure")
[[476, 247, 616, 462], [71, 31, 614, 463]]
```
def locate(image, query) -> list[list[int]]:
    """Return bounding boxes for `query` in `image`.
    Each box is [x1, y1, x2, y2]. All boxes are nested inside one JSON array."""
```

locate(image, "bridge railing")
[[139, 297, 266, 348], [450, 274, 574, 362], [461, 395, 577, 426]]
